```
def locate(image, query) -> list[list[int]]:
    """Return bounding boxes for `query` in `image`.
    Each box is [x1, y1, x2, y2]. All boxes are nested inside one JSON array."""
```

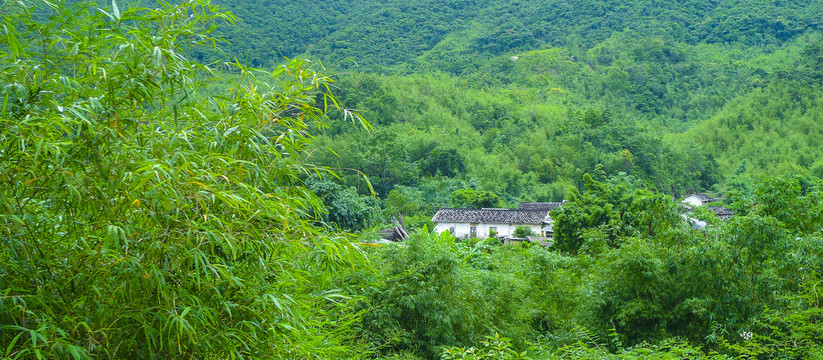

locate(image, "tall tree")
[[551, 174, 679, 254]]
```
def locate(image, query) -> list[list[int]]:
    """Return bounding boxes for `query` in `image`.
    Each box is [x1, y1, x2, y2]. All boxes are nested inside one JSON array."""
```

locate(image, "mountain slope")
[[211, 0, 822, 71]]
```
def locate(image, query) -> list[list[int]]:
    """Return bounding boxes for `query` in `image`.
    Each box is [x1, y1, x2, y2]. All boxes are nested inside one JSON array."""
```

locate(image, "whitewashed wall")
[[433, 222, 471, 238], [434, 222, 542, 239]]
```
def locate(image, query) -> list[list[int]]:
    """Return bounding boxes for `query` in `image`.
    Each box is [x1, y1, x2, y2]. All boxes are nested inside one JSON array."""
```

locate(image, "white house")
[[680, 193, 734, 227], [431, 202, 564, 239]]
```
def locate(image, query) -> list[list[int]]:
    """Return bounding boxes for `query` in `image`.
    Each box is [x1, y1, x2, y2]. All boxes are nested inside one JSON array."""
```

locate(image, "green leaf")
[[112, 0, 121, 21]]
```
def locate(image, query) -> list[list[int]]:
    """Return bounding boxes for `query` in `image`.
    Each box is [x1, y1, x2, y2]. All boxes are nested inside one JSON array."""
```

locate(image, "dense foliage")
[[0, 1, 369, 358], [313, 32, 823, 207], [206, 0, 820, 212], [351, 175, 823, 359], [67, 0, 823, 210], [208, 0, 822, 71], [550, 174, 679, 254], [307, 175, 380, 231], [4, 0, 823, 359]]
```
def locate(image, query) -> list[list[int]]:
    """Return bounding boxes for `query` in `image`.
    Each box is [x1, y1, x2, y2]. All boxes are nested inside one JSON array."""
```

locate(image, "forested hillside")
[[312, 35, 823, 218], [191, 0, 823, 213], [56, 0, 823, 208], [214, 0, 821, 71], [4, 1, 823, 359]]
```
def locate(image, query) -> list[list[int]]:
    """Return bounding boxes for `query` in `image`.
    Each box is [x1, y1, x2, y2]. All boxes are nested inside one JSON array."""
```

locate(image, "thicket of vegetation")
[[351, 174, 823, 359], [3, 0, 823, 359], [0, 1, 370, 357]]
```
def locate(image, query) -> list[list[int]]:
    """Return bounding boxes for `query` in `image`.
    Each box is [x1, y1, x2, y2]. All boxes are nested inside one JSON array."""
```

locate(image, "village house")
[[431, 202, 564, 240], [680, 193, 734, 227]]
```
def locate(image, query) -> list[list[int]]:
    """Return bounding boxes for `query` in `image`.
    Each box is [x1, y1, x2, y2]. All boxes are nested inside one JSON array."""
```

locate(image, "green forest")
[[2, 0, 823, 359]]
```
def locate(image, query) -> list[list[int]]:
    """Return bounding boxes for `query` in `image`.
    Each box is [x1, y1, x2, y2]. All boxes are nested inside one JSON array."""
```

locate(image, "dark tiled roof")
[[709, 206, 734, 221], [431, 208, 549, 224], [519, 202, 564, 211]]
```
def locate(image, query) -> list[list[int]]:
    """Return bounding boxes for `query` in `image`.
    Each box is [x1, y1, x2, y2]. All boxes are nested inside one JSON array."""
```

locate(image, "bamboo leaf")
[[97, 8, 116, 22], [112, 0, 121, 21]]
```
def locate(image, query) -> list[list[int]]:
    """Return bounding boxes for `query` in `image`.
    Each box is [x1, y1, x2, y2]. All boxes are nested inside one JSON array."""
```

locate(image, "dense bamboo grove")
[[0, 1, 369, 357]]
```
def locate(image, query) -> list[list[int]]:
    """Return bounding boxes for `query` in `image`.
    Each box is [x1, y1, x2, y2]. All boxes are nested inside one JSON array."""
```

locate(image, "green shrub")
[[442, 334, 531, 360], [514, 225, 536, 238], [354, 230, 535, 358]]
